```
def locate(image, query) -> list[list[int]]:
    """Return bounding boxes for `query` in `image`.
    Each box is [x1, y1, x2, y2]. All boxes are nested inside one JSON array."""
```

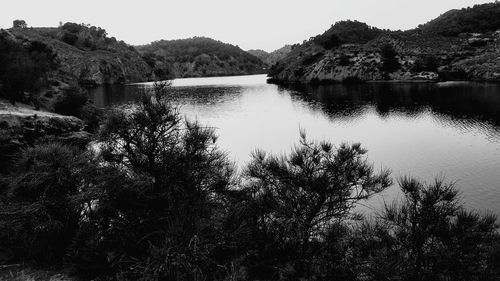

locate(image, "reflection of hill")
[[284, 83, 500, 128], [90, 84, 246, 108]]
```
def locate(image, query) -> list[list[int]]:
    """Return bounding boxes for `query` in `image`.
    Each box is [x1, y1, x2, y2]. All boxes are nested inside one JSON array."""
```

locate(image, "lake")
[[89, 74, 500, 216]]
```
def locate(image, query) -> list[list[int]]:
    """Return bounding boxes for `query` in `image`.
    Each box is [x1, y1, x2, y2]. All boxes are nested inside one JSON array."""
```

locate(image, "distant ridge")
[[136, 37, 265, 79], [247, 45, 292, 68]]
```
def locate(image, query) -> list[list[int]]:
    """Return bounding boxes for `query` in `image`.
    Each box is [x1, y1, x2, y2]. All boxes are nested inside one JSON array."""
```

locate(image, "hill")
[[420, 2, 500, 36], [136, 37, 265, 79], [268, 2, 500, 84], [4, 22, 155, 87], [248, 45, 292, 68]]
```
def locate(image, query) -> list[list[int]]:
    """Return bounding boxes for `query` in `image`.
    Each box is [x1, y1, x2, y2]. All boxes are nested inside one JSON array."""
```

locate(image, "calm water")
[[90, 74, 500, 216]]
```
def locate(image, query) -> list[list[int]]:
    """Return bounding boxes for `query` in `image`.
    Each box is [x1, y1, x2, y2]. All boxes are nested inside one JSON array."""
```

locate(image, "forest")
[[1, 83, 499, 281]]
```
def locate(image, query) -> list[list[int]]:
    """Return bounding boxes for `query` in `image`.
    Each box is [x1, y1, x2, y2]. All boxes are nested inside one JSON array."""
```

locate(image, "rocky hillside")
[[5, 23, 155, 86], [136, 37, 265, 79], [247, 45, 292, 68], [268, 3, 500, 84]]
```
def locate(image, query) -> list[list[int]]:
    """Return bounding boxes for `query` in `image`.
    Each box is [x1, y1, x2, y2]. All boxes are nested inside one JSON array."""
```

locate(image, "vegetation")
[[314, 20, 384, 49], [268, 2, 500, 84], [420, 2, 500, 36], [247, 47, 293, 68], [1, 82, 499, 280], [5, 22, 155, 87], [53, 86, 102, 132], [412, 54, 439, 72], [136, 37, 265, 78], [0, 32, 57, 104], [380, 44, 400, 73], [12, 20, 27, 29]]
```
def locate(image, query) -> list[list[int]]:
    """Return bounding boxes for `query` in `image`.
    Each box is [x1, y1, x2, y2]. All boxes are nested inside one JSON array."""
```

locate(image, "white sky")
[[0, 0, 494, 52]]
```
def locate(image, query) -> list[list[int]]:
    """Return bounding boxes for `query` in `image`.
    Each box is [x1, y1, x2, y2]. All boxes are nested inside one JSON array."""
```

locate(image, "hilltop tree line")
[[0, 83, 499, 281], [420, 2, 500, 36], [313, 20, 385, 50]]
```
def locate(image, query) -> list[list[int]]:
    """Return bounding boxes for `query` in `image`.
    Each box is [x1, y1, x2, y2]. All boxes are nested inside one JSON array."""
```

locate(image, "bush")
[[61, 22, 83, 34], [380, 43, 400, 73], [338, 53, 351, 66], [413, 54, 439, 72], [0, 35, 56, 104], [315, 20, 383, 49], [69, 82, 235, 279], [61, 32, 78, 45], [235, 134, 391, 279], [54, 87, 89, 116], [0, 143, 91, 264], [356, 177, 500, 281]]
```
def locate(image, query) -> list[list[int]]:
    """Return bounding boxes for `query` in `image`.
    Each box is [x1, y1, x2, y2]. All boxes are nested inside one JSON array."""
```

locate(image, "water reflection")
[[89, 75, 500, 216], [286, 82, 500, 127]]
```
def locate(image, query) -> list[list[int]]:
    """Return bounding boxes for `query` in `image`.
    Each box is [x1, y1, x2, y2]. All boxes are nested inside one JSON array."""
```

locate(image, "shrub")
[[69, 82, 235, 279], [0, 143, 91, 264], [413, 54, 439, 72], [357, 177, 500, 281], [380, 44, 400, 73], [0, 35, 56, 104], [61, 32, 78, 45], [61, 22, 83, 34], [54, 86, 89, 116], [338, 53, 351, 66], [236, 133, 391, 279]]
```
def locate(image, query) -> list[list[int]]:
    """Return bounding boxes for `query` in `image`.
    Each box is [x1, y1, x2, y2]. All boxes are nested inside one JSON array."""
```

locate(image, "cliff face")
[[7, 26, 155, 86], [269, 3, 500, 84], [137, 37, 265, 79]]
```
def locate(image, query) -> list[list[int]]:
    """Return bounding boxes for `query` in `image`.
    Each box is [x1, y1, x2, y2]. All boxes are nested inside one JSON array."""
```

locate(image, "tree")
[[12, 19, 27, 28], [380, 43, 400, 73], [359, 177, 500, 281], [0, 35, 56, 104], [72, 82, 235, 280], [238, 133, 392, 279]]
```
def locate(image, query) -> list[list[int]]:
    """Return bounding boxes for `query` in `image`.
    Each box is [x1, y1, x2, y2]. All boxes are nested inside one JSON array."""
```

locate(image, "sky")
[[0, 0, 495, 52]]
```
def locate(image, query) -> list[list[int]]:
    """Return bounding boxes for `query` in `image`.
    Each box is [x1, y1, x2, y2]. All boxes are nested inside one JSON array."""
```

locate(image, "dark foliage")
[[314, 20, 384, 49], [61, 22, 84, 34], [231, 134, 391, 279], [1, 82, 499, 280], [380, 44, 400, 73], [338, 53, 351, 66], [355, 177, 500, 281], [412, 54, 440, 72], [0, 33, 57, 104], [0, 143, 91, 264], [137, 37, 264, 77], [68, 82, 235, 280], [314, 33, 341, 50], [420, 2, 500, 36], [59, 22, 130, 53], [61, 32, 78, 45], [54, 86, 102, 132], [54, 87, 89, 116], [13, 19, 27, 29]]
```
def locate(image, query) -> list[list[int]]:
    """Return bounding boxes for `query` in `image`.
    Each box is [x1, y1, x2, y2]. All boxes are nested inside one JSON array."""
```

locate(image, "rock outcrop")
[[0, 101, 91, 170]]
